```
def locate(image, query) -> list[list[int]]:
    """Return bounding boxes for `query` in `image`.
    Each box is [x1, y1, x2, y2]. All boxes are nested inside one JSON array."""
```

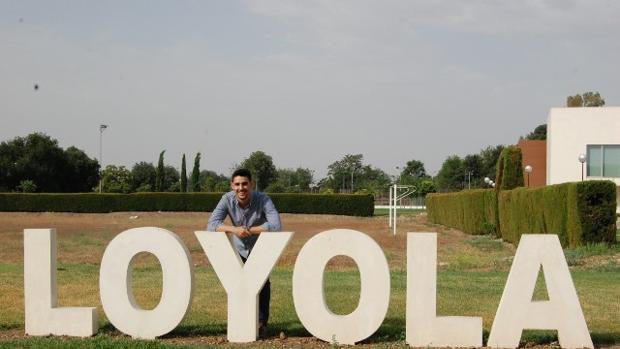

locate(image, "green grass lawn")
[[1, 262, 618, 348]]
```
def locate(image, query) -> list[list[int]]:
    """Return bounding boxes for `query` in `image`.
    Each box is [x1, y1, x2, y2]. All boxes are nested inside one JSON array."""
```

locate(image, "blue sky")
[[2, 0, 619, 178]]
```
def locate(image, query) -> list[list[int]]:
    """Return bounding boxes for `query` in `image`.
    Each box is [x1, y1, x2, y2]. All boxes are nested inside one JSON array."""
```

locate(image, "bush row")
[[499, 181, 617, 247], [0, 193, 374, 217], [427, 180, 617, 247], [426, 189, 498, 236]]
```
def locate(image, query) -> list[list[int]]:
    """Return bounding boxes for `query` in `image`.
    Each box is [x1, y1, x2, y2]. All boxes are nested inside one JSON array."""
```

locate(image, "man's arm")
[[249, 196, 281, 235], [208, 196, 250, 238]]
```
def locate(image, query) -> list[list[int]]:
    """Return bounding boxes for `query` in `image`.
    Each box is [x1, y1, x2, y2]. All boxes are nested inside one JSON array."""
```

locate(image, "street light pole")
[[578, 154, 586, 181], [99, 124, 108, 193], [524, 165, 533, 187], [350, 165, 360, 192]]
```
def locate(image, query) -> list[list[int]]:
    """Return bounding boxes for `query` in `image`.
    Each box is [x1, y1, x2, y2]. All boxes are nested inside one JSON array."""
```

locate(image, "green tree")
[[130, 162, 156, 192], [495, 146, 524, 190], [326, 154, 363, 192], [463, 154, 484, 188], [190, 152, 201, 192], [294, 167, 314, 191], [240, 151, 277, 191], [416, 179, 437, 196], [400, 159, 427, 179], [64, 146, 100, 192], [163, 166, 180, 192], [0, 133, 99, 192], [566, 94, 583, 107], [566, 91, 605, 107], [101, 165, 132, 193], [398, 159, 431, 192], [180, 154, 187, 193], [353, 165, 391, 195], [268, 167, 314, 193], [435, 155, 464, 192], [155, 150, 165, 192], [200, 170, 229, 192], [524, 124, 547, 140], [479, 145, 505, 181], [16, 179, 37, 193]]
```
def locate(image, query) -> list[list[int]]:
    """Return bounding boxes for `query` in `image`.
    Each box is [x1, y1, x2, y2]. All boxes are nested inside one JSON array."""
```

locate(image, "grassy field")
[[0, 212, 618, 348], [373, 208, 426, 216]]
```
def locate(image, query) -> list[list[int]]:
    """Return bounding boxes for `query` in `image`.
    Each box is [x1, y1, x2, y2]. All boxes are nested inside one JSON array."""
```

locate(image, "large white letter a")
[[488, 235, 593, 349]]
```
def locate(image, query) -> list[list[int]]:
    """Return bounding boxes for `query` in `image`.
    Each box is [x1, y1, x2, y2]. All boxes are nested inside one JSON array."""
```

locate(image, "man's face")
[[231, 175, 253, 202]]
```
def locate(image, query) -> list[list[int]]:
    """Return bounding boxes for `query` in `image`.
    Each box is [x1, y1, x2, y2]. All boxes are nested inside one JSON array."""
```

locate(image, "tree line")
[[0, 91, 605, 195]]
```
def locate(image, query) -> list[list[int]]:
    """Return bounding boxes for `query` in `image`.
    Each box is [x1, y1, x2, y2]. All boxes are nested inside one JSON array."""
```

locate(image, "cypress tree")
[[495, 146, 524, 191], [190, 152, 201, 192], [180, 154, 187, 192], [156, 150, 165, 192]]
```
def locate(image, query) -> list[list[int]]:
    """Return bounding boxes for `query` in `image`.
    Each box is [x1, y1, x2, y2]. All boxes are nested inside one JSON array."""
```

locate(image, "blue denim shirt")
[[207, 191, 281, 258]]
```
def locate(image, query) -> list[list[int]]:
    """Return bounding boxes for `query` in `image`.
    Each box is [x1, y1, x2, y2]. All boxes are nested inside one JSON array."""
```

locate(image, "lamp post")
[[524, 165, 533, 187], [484, 177, 495, 188], [98, 124, 108, 193], [465, 170, 473, 189], [350, 165, 360, 192], [578, 154, 586, 181]]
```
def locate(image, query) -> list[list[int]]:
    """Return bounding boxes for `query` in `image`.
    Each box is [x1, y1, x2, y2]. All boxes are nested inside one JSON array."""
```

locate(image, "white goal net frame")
[[388, 184, 417, 236]]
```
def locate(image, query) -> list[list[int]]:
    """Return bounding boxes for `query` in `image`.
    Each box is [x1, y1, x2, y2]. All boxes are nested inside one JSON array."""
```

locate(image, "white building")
[[547, 107, 620, 186]]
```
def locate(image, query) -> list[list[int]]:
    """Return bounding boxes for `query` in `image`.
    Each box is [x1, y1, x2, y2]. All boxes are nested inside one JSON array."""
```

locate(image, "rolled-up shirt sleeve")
[[260, 196, 281, 232], [207, 197, 228, 231]]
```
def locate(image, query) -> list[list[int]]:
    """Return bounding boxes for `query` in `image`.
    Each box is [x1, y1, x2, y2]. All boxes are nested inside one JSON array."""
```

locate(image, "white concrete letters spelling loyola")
[[406, 233, 482, 347], [194, 231, 293, 343], [24, 229, 98, 337], [23, 227, 594, 349], [487, 235, 593, 349], [292, 229, 390, 345], [99, 227, 194, 339]]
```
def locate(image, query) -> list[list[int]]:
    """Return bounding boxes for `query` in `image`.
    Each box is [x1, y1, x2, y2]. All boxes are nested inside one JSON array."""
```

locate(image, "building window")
[[587, 145, 620, 178]]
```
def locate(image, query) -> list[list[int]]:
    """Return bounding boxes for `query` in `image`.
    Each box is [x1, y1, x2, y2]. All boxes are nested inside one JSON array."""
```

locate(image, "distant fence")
[[375, 195, 426, 208]]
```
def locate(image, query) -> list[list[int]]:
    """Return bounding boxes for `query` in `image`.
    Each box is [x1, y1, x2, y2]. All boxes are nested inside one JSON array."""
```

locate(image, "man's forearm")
[[215, 224, 267, 236], [247, 225, 267, 235], [215, 225, 238, 234]]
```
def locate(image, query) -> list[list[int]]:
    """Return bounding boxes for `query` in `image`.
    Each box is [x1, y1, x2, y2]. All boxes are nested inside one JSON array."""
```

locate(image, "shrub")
[[428, 180, 616, 247], [0, 193, 374, 217], [499, 181, 616, 247], [427, 189, 497, 236], [495, 145, 524, 191]]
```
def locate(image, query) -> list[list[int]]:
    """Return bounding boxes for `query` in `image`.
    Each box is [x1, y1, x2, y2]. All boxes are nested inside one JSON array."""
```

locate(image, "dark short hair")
[[231, 168, 252, 181]]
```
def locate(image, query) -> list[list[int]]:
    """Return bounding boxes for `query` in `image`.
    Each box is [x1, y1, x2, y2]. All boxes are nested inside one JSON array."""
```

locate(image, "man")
[[207, 168, 281, 337]]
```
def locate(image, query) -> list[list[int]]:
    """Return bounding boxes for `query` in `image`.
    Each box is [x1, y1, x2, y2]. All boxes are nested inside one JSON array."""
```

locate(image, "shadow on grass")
[[162, 322, 313, 339], [0, 323, 21, 331], [64, 320, 620, 347]]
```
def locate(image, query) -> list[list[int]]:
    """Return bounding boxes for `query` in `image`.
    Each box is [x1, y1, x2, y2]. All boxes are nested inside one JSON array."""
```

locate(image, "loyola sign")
[[23, 228, 593, 348]]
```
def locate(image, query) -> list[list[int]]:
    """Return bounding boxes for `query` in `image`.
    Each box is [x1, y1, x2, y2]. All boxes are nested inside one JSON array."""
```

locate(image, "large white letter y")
[[194, 231, 293, 342]]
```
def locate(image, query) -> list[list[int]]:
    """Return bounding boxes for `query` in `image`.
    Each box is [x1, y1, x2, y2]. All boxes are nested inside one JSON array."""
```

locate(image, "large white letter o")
[[292, 229, 390, 345], [99, 227, 194, 339]]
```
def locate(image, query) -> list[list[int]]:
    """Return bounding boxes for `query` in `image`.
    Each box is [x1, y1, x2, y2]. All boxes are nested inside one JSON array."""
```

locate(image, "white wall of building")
[[547, 107, 620, 186]]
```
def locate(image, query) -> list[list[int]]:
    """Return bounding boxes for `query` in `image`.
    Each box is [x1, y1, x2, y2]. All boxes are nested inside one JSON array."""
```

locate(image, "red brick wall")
[[517, 140, 547, 187]]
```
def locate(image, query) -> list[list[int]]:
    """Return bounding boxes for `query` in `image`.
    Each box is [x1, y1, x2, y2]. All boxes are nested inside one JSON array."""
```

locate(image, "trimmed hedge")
[[496, 145, 524, 191], [428, 180, 617, 247], [499, 180, 617, 247], [0, 193, 374, 217], [426, 189, 498, 236]]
